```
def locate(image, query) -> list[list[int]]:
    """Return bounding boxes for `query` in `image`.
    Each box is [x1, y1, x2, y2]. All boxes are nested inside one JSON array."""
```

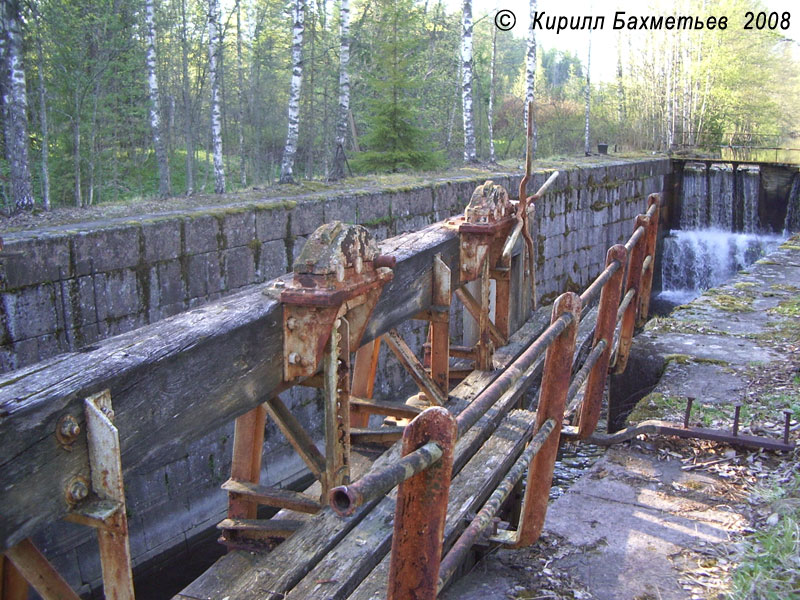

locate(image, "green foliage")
[[349, 0, 443, 172]]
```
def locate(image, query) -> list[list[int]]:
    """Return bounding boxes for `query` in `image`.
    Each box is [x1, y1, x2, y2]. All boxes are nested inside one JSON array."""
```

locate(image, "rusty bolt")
[[288, 352, 301, 365], [56, 415, 81, 447], [286, 317, 298, 330], [66, 478, 89, 504]]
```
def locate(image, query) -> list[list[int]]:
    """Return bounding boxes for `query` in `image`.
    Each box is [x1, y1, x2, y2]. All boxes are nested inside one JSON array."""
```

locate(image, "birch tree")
[[208, 0, 226, 193], [236, 0, 246, 186], [460, 0, 476, 162], [2, 0, 34, 210], [328, 0, 350, 181], [180, 0, 193, 195], [487, 22, 496, 164], [280, 0, 305, 184], [145, 0, 171, 197], [583, 28, 591, 155], [524, 0, 537, 157]]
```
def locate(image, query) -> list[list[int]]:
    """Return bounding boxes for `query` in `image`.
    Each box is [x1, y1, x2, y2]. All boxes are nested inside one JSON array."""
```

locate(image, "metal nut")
[[288, 352, 301, 365], [66, 478, 89, 504], [286, 317, 298, 330], [56, 415, 81, 447]]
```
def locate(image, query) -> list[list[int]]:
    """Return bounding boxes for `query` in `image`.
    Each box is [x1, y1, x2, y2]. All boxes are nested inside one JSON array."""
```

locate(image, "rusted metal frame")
[[563, 338, 608, 419], [383, 328, 447, 407], [454, 286, 506, 348], [430, 254, 452, 395], [3, 540, 81, 600], [264, 395, 326, 481], [575, 244, 628, 439], [0, 556, 28, 600], [506, 293, 581, 548], [329, 441, 444, 517], [437, 418, 557, 590], [624, 224, 646, 253], [350, 427, 405, 446], [637, 194, 661, 326], [349, 397, 422, 420], [588, 419, 795, 452], [455, 311, 572, 438], [615, 216, 650, 373], [490, 266, 512, 339], [227, 405, 268, 520], [386, 407, 458, 600], [324, 317, 352, 497], [351, 338, 382, 429], [578, 258, 622, 315], [221, 479, 320, 514], [477, 256, 493, 370]]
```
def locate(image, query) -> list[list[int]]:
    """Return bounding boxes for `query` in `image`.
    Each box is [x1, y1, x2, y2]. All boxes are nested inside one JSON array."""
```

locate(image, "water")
[[661, 165, 790, 304]]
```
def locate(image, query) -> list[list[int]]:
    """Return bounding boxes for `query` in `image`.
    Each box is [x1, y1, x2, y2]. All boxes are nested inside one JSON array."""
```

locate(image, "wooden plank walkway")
[[175, 302, 600, 600]]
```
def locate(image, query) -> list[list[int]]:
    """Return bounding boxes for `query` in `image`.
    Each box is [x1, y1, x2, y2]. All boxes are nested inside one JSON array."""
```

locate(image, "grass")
[[730, 471, 800, 600]]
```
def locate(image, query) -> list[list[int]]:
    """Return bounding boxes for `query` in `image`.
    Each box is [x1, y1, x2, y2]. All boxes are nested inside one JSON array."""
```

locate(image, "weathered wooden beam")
[[0, 221, 463, 553]]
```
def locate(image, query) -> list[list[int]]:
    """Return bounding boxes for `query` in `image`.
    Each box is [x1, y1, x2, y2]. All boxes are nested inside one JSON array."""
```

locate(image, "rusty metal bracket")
[[281, 222, 394, 381]]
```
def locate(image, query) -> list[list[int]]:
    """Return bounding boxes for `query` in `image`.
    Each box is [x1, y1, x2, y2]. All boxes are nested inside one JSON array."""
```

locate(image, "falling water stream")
[[659, 165, 798, 304]]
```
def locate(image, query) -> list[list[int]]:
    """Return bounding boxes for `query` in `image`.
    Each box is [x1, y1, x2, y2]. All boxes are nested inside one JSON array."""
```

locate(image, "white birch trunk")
[[280, 0, 305, 184], [208, 0, 226, 193], [2, 0, 34, 210], [236, 0, 246, 187], [460, 0, 476, 162], [146, 0, 171, 197], [36, 34, 50, 210], [584, 29, 591, 155], [525, 0, 537, 157], [616, 38, 624, 135], [181, 0, 194, 195], [328, 0, 350, 180], [487, 23, 496, 164]]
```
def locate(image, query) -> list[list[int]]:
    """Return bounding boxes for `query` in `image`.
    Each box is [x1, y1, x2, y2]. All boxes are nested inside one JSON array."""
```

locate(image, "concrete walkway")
[[444, 235, 800, 599]]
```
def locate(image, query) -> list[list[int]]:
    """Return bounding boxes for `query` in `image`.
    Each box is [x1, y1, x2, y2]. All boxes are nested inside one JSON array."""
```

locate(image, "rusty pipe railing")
[[334, 193, 663, 600], [329, 441, 443, 517], [436, 417, 557, 591]]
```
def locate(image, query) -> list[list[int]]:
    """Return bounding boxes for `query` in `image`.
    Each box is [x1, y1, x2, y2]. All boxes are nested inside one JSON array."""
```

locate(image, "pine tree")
[[351, 0, 442, 173]]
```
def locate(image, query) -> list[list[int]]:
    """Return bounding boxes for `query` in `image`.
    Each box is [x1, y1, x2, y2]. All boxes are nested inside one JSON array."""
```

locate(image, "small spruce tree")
[[351, 0, 442, 173]]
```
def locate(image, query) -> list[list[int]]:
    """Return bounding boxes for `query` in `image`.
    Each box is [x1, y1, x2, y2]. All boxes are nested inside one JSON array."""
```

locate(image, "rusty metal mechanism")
[[219, 222, 395, 551]]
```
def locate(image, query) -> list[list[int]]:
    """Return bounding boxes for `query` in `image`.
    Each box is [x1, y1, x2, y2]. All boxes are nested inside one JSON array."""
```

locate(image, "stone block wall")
[[1, 157, 669, 595]]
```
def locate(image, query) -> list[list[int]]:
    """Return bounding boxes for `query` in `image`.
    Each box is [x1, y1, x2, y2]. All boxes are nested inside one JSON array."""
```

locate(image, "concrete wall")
[[1, 157, 669, 596]]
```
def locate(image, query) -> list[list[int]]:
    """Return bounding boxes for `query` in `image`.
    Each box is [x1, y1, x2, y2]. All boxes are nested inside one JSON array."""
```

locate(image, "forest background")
[[1, 0, 799, 211]]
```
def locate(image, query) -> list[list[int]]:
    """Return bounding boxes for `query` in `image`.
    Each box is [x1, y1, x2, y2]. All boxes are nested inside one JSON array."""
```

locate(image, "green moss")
[[361, 215, 394, 227], [704, 290, 754, 312], [734, 282, 757, 289]]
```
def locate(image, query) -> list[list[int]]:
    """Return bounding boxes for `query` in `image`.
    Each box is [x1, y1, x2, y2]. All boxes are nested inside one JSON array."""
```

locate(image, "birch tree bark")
[[487, 23, 496, 164], [145, 0, 171, 198], [524, 0, 537, 158], [583, 28, 591, 156], [460, 0, 476, 162], [280, 0, 305, 184], [236, 0, 246, 187], [208, 0, 226, 193], [2, 0, 35, 210], [180, 0, 194, 195], [328, 0, 350, 181], [36, 31, 50, 210]]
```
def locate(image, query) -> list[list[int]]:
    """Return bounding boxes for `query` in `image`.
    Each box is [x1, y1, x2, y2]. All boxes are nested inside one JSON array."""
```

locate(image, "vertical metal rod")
[[228, 405, 268, 520], [430, 255, 452, 394], [614, 215, 650, 373], [511, 292, 581, 548], [477, 255, 492, 370], [578, 245, 626, 439], [351, 338, 381, 429], [784, 411, 792, 446], [732, 404, 741, 437], [387, 407, 457, 600], [324, 318, 351, 497], [637, 194, 661, 326], [4, 540, 81, 600], [683, 397, 694, 429]]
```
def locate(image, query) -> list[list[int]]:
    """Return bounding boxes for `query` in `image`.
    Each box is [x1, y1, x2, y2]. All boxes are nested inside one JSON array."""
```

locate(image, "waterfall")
[[661, 163, 788, 304], [661, 230, 783, 303]]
